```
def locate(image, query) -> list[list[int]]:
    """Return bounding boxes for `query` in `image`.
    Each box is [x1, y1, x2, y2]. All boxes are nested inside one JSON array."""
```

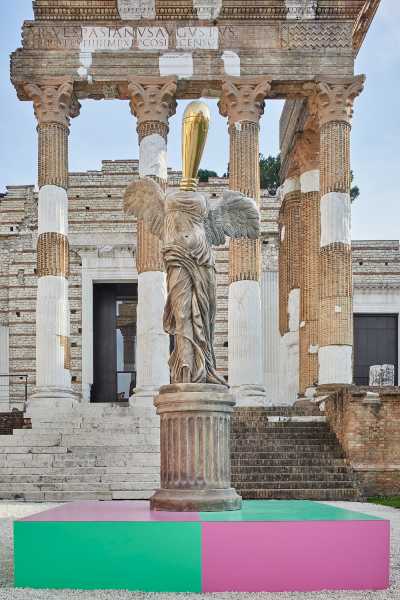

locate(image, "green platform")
[[15, 521, 201, 591]]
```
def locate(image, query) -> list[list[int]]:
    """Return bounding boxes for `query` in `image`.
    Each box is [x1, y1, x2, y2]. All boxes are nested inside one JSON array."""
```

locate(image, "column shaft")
[[315, 76, 365, 385], [228, 122, 261, 282], [128, 77, 177, 406], [261, 242, 280, 403], [319, 120, 353, 383], [279, 176, 301, 404], [299, 175, 320, 393], [219, 77, 271, 405], [297, 126, 321, 396], [24, 80, 80, 405]]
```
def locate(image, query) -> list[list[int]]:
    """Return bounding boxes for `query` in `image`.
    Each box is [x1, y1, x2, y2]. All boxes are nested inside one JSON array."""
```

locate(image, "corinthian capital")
[[24, 78, 81, 128], [218, 76, 272, 125], [127, 76, 177, 127], [313, 75, 365, 127]]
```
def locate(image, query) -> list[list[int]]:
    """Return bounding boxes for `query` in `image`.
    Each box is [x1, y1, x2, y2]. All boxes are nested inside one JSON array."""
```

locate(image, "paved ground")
[[0, 501, 398, 600]]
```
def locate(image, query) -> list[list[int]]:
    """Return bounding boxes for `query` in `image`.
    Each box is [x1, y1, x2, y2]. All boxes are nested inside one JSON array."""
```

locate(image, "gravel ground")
[[0, 501, 398, 600]]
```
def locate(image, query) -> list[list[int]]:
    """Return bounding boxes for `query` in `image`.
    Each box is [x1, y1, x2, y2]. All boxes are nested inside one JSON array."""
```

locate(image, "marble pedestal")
[[150, 383, 242, 512]]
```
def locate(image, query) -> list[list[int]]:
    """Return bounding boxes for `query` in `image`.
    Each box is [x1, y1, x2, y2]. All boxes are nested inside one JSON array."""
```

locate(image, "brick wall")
[[324, 387, 400, 496]]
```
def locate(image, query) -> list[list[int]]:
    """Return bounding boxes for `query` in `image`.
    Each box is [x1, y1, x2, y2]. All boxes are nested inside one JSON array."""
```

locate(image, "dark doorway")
[[92, 283, 137, 402], [353, 313, 398, 386]]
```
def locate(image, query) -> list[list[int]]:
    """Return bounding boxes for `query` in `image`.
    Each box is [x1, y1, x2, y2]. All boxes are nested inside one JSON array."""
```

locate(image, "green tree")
[[259, 154, 281, 193], [350, 170, 360, 202], [198, 169, 218, 182]]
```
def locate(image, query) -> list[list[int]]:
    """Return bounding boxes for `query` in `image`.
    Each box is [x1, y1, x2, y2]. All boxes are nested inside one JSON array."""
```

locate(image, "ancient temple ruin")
[[1, 0, 399, 502]]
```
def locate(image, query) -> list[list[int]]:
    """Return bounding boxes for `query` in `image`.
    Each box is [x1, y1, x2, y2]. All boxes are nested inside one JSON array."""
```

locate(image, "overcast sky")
[[0, 1, 399, 240]]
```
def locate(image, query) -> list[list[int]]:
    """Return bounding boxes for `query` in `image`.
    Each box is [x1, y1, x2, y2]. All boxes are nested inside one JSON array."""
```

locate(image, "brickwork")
[[324, 388, 400, 496]]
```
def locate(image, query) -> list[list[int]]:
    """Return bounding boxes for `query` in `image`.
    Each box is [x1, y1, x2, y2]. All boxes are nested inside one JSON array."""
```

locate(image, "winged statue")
[[124, 102, 260, 386]]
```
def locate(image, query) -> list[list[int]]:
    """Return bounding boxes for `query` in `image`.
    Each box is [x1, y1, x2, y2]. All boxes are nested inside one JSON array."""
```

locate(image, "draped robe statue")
[[125, 177, 260, 386]]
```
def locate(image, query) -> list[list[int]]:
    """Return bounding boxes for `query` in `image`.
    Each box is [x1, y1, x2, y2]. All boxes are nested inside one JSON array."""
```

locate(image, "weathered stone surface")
[[150, 383, 242, 511], [324, 388, 400, 496]]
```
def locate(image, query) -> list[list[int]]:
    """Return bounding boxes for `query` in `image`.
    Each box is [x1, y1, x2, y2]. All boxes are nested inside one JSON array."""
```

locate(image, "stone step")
[[231, 434, 337, 441], [233, 473, 355, 484], [232, 448, 343, 464], [234, 479, 356, 490], [238, 488, 358, 500], [231, 458, 347, 467], [231, 465, 351, 475], [231, 444, 342, 453]]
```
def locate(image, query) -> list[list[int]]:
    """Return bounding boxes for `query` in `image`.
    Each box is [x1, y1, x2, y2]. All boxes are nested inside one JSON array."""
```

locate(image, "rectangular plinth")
[[14, 500, 389, 592]]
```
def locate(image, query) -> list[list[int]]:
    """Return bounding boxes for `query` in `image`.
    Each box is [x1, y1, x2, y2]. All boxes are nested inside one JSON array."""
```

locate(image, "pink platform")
[[202, 520, 390, 592]]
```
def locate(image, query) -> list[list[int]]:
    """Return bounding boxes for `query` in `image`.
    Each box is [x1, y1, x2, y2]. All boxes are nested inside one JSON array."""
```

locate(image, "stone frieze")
[[22, 21, 352, 52]]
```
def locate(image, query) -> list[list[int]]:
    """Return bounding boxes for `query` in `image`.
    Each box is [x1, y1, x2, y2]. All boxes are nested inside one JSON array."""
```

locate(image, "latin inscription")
[[22, 22, 351, 52], [176, 27, 219, 50]]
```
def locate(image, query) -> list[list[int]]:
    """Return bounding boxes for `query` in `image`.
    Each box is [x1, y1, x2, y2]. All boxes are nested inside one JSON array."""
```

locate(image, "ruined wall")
[[324, 388, 400, 496]]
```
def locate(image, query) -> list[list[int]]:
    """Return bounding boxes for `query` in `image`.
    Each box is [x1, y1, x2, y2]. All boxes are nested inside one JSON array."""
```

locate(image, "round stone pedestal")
[[150, 383, 242, 512]]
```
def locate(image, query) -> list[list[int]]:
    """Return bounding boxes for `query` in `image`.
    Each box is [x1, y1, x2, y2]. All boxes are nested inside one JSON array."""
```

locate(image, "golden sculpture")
[[180, 101, 210, 192], [125, 102, 260, 385]]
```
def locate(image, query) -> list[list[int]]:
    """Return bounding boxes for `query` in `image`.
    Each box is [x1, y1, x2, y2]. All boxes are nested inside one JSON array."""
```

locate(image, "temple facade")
[[1, 160, 399, 410], [2, 0, 399, 502]]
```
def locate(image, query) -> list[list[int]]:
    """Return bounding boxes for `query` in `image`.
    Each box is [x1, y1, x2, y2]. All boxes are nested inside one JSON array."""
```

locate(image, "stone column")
[[261, 240, 280, 404], [24, 79, 80, 406], [150, 383, 241, 512], [296, 126, 320, 396], [314, 76, 365, 385], [127, 76, 177, 406], [278, 166, 301, 404], [219, 76, 271, 406]]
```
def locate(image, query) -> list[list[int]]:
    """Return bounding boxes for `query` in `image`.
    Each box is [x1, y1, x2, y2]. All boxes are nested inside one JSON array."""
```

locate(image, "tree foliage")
[[350, 170, 360, 202], [198, 169, 218, 182], [259, 154, 281, 193]]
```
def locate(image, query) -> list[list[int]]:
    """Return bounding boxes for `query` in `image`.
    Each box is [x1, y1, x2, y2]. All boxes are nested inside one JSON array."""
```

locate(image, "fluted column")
[[296, 126, 320, 396], [128, 76, 177, 406], [278, 164, 301, 404], [24, 79, 80, 406], [219, 77, 271, 406], [314, 76, 365, 385], [261, 241, 280, 404]]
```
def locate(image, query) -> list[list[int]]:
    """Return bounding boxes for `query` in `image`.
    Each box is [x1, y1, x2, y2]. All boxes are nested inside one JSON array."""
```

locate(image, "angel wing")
[[204, 190, 260, 246], [124, 177, 165, 239]]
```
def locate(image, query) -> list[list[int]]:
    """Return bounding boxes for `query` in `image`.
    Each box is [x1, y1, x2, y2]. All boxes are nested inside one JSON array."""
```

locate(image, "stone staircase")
[[0, 403, 160, 502], [231, 407, 361, 501]]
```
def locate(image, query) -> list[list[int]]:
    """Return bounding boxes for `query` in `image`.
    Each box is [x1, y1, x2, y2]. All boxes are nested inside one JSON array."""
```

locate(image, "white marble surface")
[[319, 345, 353, 384], [35, 276, 72, 392], [228, 280, 265, 405], [139, 134, 167, 181], [135, 271, 170, 404], [38, 186, 68, 235], [320, 192, 351, 247]]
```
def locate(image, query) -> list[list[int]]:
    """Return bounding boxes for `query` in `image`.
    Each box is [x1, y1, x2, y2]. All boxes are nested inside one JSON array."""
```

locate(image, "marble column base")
[[150, 383, 242, 512], [27, 386, 79, 412], [232, 384, 268, 407], [130, 386, 158, 409]]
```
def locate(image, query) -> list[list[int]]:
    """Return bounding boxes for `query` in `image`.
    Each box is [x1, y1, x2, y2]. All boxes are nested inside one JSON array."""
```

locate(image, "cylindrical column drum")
[[150, 383, 242, 511]]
